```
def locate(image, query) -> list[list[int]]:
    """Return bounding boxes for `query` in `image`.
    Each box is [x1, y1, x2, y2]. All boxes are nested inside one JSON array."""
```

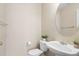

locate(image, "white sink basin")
[[46, 41, 79, 55]]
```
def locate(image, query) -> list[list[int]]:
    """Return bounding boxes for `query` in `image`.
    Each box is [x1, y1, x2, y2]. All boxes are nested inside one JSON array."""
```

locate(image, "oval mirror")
[[55, 3, 79, 36]]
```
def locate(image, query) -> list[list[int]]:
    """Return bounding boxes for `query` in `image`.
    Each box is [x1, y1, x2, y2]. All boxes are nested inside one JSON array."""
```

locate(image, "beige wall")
[[42, 3, 59, 41], [0, 4, 6, 20], [42, 3, 79, 44], [5, 4, 41, 56], [0, 4, 6, 56]]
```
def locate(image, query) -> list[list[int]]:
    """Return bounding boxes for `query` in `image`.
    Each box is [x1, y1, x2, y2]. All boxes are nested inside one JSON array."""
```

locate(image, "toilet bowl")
[[28, 49, 43, 56], [28, 40, 48, 56]]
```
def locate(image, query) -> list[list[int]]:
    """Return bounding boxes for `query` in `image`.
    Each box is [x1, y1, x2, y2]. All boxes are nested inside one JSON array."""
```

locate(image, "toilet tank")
[[40, 40, 48, 52]]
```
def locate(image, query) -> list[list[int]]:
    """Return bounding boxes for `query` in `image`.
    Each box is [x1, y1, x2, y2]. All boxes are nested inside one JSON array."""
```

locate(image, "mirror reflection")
[[55, 3, 79, 36]]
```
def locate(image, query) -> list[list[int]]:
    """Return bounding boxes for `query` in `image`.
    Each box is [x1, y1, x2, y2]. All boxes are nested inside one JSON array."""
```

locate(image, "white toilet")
[[28, 40, 48, 56], [28, 49, 43, 56]]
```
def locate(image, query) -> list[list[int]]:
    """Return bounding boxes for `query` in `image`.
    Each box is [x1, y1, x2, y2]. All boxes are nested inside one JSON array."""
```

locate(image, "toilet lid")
[[28, 49, 43, 56]]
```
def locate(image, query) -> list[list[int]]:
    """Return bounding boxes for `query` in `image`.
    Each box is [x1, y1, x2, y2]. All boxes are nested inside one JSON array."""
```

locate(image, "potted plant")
[[73, 38, 79, 48], [41, 35, 48, 41]]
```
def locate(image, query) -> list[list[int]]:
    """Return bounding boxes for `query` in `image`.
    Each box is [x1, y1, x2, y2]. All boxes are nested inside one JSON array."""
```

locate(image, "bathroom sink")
[[46, 41, 79, 55]]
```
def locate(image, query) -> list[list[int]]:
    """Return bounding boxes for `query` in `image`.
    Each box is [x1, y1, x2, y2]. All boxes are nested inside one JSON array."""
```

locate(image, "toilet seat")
[[28, 49, 43, 56]]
